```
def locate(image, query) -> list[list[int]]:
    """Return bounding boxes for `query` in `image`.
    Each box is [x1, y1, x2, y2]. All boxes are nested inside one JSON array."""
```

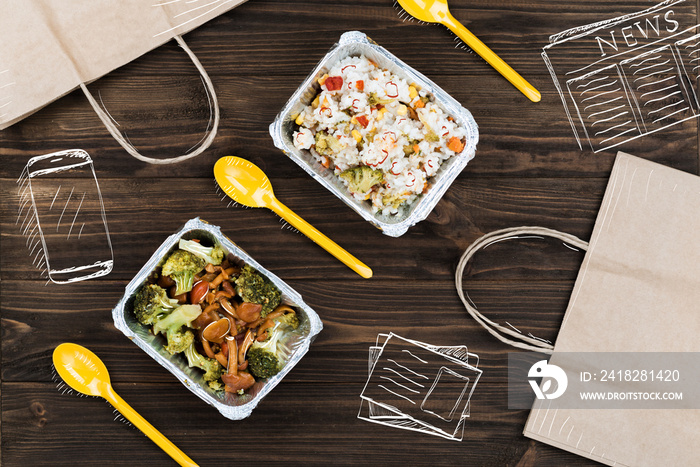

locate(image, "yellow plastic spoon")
[[214, 156, 373, 279], [396, 0, 541, 103], [52, 343, 198, 467]]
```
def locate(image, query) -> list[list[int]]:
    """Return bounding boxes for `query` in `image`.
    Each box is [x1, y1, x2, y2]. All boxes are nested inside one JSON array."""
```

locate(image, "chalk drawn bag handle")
[[455, 226, 589, 355], [80, 35, 219, 165]]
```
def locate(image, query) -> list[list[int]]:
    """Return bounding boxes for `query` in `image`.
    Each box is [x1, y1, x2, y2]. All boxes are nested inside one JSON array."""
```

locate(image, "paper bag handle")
[[80, 35, 219, 165], [455, 226, 589, 354]]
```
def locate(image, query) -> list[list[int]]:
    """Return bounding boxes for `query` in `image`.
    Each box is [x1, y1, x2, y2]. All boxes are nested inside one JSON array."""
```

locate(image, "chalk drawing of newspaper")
[[543, 0, 700, 152], [566, 65, 641, 150], [623, 46, 695, 130], [358, 333, 481, 441], [674, 33, 700, 106], [17, 149, 113, 284]]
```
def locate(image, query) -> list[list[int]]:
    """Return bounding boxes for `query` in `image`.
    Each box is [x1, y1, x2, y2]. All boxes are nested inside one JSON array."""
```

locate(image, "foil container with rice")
[[112, 218, 323, 420], [270, 31, 479, 238]]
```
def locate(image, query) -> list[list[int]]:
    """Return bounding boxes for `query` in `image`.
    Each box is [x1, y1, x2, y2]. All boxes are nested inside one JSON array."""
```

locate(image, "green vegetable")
[[381, 193, 408, 210], [314, 130, 345, 156], [247, 347, 279, 379], [133, 284, 179, 326], [275, 312, 300, 331], [178, 239, 224, 266], [153, 304, 202, 355], [247, 330, 285, 379], [247, 313, 299, 379], [368, 92, 394, 106], [184, 343, 224, 386], [425, 131, 440, 143], [339, 166, 384, 196], [161, 249, 206, 296], [234, 265, 281, 318]]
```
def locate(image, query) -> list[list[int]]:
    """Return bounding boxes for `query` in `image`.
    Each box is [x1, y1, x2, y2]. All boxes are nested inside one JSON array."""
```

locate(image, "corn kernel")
[[312, 95, 320, 109], [408, 86, 418, 99], [397, 104, 407, 116], [351, 116, 358, 124], [377, 108, 387, 121], [352, 130, 362, 142], [318, 73, 329, 86], [295, 113, 304, 125]]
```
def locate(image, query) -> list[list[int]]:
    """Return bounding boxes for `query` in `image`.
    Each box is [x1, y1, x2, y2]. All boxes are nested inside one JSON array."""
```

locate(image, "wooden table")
[[2, 1, 697, 465]]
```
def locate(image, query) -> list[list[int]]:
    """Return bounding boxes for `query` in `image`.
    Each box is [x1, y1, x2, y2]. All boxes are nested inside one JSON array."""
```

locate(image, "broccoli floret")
[[164, 328, 195, 355], [161, 249, 205, 296], [247, 347, 279, 379], [247, 325, 295, 379], [381, 192, 408, 210], [133, 284, 179, 326], [178, 239, 224, 266], [314, 130, 345, 156], [153, 304, 202, 355], [339, 166, 383, 196], [234, 265, 281, 318], [275, 312, 299, 331], [184, 343, 224, 384]]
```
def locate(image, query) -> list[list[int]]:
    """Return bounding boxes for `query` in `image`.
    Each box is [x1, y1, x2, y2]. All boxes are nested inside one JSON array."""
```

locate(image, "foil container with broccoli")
[[112, 218, 323, 420], [270, 31, 479, 237]]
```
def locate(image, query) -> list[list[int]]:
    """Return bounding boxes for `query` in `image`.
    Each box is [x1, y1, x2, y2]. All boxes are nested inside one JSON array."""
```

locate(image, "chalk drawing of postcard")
[[358, 333, 482, 441], [17, 149, 113, 283], [543, 0, 700, 153]]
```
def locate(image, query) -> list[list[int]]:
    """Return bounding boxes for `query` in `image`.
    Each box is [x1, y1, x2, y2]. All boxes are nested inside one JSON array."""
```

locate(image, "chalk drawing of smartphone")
[[22, 149, 113, 283]]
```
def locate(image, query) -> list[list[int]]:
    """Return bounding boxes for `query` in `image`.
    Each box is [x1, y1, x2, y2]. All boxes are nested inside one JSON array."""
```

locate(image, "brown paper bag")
[[457, 152, 700, 465], [0, 0, 247, 163], [522, 152, 700, 466]]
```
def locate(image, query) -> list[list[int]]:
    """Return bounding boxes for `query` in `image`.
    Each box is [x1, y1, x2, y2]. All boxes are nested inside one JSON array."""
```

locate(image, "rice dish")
[[292, 55, 468, 216]]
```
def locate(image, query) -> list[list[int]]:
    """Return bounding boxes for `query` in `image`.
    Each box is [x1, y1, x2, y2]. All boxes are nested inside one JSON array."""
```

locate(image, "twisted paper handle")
[[455, 226, 589, 354], [81, 35, 219, 165]]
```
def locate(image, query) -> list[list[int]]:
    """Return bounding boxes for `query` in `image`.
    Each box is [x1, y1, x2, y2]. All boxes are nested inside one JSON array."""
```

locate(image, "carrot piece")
[[321, 156, 330, 168], [412, 144, 420, 154], [447, 136, 465, 153], [413, 99, 425, 108], [356, 80, 364, 91]]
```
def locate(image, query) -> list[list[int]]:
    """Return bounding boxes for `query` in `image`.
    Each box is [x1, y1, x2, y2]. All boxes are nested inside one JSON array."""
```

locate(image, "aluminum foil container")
[[112, 218, 323, 420], [270, 31, 479, 237]]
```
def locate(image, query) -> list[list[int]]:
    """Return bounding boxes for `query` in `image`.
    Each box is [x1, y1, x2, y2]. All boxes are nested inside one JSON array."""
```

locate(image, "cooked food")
[[133, 238, 300, 394], [234, 265, 281, 318], [293, 55, 467, 215]]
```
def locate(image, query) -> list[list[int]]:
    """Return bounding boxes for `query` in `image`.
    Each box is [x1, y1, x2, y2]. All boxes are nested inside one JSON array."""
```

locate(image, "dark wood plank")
[[1, 176, 597, 280], [1, 78, 696, 178], [1, 276, 578, 383], [1, 381, 597, 466]]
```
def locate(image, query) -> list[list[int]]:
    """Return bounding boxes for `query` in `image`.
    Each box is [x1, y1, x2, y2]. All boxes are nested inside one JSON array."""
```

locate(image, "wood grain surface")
[[1, 1, 698, 465]]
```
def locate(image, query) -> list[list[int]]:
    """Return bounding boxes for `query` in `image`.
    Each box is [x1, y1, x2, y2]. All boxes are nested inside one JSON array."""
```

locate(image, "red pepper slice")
[[356, 115, 369, 128], [325, 76, 343, 91]]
